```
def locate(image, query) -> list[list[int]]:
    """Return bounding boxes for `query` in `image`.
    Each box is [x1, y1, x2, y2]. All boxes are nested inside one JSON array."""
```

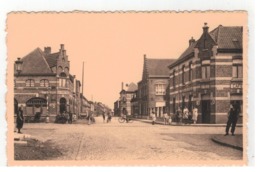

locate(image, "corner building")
[[14, 44, 82, 122], [168, 23, 243, 124]]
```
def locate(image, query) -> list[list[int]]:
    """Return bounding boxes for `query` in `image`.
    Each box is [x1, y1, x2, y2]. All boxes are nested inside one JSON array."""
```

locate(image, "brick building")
[[14, 44, 82, 122], [168, 23, 243, 124], [119, 82, 138, 116], [138, 55, 176, 117]]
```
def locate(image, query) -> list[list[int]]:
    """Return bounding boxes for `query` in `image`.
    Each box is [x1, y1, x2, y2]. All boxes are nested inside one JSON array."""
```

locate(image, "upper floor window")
[[40, 79, 49, 87], [232, 65, 243, 78], [26, 79, 35, 87], [172, 70, 176, 89], [202, 65, 210, 79], [189, 62, 193, 81], [182, 66, 185, 85], [155, 84, 166, 95]]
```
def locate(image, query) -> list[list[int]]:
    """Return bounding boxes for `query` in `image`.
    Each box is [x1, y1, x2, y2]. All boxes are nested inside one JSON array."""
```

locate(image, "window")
[[172, 70, 176, 89], [202, 65, 210, 79], [189, 62, 193, 81], [59, 78, 66, 87], [232, 65, 243, 78], [155, 84, 166, 95], [40, 79, 49, 87], [182, 66, 185, 84], [26, 79, 35, 87]]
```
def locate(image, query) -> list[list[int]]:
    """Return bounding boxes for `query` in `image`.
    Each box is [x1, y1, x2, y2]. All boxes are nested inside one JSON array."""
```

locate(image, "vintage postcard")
[[6, 11, 247, 166]]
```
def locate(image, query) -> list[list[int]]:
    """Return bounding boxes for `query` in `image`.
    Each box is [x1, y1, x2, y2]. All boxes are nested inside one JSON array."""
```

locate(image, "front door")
[[201, 100, 211, 123]]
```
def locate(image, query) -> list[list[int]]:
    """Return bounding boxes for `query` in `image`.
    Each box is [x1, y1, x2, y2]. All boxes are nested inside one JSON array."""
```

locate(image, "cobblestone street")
[[20, 116, 243, 161]]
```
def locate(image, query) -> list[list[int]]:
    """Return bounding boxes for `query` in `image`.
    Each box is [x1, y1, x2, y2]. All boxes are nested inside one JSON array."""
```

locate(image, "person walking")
[[192, 106, 198, 124], [151, 111, 156, 125], [183, 106, 189, 124], [163, 108, 169, 125], [16, 105, 24, 134], [176, 107, 182, 124], [225, 103, 239, 136]]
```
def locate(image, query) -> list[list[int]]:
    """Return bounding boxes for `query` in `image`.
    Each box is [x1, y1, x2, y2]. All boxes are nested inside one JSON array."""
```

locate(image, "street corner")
[[211, 134, 243, 151]]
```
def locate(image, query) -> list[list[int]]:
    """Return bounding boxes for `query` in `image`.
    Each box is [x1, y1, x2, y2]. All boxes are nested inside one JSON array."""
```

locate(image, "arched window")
[[26, 79, 35, 87], [189, 62, 193, 81], [40, 79, 49, 87], [59, 72, 67, 87]]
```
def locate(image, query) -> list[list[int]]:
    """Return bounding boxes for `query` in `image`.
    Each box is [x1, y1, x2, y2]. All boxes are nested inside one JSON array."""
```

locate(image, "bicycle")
[[118, 116, 133, 123]]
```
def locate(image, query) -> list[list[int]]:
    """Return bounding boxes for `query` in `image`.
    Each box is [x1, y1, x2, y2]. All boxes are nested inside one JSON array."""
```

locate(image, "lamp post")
[[45, 87, 50, 123]]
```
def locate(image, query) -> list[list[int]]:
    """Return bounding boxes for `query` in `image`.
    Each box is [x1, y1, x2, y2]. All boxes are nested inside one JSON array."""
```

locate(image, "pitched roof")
[[126, 82, 137, 92], [146, 58, 176, 76], [209, 26, 242, 49], [20, 48, 53, 74], [169, 25, 242, 68], [45, 52, 59, 68]]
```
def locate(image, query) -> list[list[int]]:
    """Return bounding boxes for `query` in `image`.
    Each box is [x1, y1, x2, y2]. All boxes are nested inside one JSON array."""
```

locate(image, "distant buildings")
[[168, 23, 243, 124], [118, 82, 138, 116]]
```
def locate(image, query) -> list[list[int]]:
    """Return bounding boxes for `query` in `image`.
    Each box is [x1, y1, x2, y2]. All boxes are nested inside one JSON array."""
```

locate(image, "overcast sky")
[[7, 12, 247, 108]]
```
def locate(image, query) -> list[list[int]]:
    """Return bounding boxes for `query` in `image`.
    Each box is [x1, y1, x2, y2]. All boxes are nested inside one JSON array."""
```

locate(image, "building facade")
[[119, 82, 137, 116], [138, 55, 176, 117], [168, 23, 243, 124], [14, 44, 82, 122]]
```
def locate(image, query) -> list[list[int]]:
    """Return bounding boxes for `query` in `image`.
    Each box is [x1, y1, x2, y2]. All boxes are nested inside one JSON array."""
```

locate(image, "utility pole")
[[82, 61, 84, 96]]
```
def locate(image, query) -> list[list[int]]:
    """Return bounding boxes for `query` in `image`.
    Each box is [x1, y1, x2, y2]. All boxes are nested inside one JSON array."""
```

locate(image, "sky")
[[7, 12, 247, 108]]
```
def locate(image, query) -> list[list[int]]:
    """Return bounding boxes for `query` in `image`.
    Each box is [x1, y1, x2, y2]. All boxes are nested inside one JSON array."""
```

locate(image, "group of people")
[[150, 106, 198, 125]]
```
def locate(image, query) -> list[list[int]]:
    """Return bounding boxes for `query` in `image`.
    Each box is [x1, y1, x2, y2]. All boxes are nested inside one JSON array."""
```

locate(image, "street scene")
[[8, 12, 246, 165], [14, 116, 242, 161]]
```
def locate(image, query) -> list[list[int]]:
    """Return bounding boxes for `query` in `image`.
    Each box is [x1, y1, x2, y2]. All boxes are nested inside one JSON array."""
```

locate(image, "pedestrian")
[[163, 108, 169, 125], [168, 114, 173, 125], [176, 107, 182, 124], [183, 106, 189, 124], [68, 111, 73, 124], [107, 111, 112, 123], [192, 106, 198, 124], [225, 103, 239, 136], [102, 111, 106, 123], [151, 111, 156, 125], [16, 105, 24, 134]]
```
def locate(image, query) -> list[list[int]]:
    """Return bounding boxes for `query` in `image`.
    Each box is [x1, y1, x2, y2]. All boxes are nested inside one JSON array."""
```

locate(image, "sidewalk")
[[134, 117, 243, 127], [211, 134, 243, 151]]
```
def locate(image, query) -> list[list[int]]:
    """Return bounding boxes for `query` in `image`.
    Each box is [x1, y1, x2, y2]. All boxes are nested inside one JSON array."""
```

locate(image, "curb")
[[211, 137, 243, 151], [134, 119, 243, 127]]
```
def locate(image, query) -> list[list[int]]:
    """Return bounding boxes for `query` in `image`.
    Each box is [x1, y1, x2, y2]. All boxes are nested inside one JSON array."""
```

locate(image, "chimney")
[[121, 82, 124, 90], [203, 22, 209, 33], [144, 54, 146, 59], [189, 37, 195, 46], [44, 47, 51, 55], [60, 44, 64, 51]]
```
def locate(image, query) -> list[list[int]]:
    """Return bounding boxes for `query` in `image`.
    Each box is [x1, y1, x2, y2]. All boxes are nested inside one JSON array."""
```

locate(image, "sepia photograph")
[[6, 11, 247, 166]]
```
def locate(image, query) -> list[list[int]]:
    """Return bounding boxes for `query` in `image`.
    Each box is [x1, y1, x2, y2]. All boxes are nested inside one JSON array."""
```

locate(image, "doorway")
[[201, 100, 211, 123], [60, 98, 67, 113]]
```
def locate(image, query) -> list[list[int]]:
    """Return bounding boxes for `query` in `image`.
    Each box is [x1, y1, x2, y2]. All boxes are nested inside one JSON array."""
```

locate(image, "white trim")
[[202, 60, 210, 65], [212, 62, 233, 65], [212, 55, 233, 59]]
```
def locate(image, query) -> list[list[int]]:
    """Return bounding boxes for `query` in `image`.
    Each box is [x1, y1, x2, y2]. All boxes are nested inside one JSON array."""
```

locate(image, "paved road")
[[21, 116, 243, 161]]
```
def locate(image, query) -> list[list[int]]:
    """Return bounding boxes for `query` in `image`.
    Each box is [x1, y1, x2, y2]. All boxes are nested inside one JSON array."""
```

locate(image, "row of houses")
[[14, 44, 110, 122], [114, 23, 243, 124]]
